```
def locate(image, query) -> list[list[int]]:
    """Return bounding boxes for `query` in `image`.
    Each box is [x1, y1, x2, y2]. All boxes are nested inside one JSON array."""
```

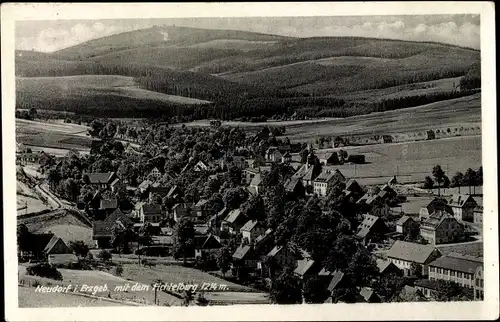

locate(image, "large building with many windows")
[[427, 252, 483, 290]]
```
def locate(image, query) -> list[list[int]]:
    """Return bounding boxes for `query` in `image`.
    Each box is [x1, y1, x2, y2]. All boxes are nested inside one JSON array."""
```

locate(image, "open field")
[[16, 118, 93, 153], [120, 264, 253, 293], [300, 136, 481, 185], [18, 266, 180, 306], [16, 181, 51, 214], [281, 93, 481, 141], [36, 224, 93, 247], [18, 286, 128, 307]]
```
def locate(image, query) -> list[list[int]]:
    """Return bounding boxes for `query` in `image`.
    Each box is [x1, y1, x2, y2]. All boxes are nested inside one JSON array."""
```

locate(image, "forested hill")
[[16, 26, 481, 119]]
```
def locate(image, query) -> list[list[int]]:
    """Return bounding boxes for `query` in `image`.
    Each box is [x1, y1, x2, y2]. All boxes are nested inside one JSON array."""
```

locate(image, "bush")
[[97, 250, 112, 262], [26, 263, 63, 281], [69, 241, 89, 257]]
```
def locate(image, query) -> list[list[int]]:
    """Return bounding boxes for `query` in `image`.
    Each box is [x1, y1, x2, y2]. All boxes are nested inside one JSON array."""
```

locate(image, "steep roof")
[[195, 199, 208, 208], [267, 245, 283, 257], [138, 180, 152, 190], [301, 165, 316, 182], [284, 178, 302, 192], [249, 173, 262, 187], [83, 172, 115, 184], [233, 245, 253, 260], [195, 235, 221, 250], [327, 271, 345, 291], [396, 215, 413, 226], [345, 179, 362, 192], [224, 209, 243, 224], [294, 258, 315, 276], [356, 214, 384, 238], [448, 194, 477, 208], [291, 164, 309, 179], [43, 236, 70, 254], [93, 209, 134, 238], [376, 258, 397, 274], [421, 211, 456, 230], [315, 169, 345, 183], [110, 178, 121, 187], [387, 241, 439, 264], [359, 287, 380, 302], [428, 255, 482, 274], [166, 185, 181, 198], [240, 220, 261, 232]]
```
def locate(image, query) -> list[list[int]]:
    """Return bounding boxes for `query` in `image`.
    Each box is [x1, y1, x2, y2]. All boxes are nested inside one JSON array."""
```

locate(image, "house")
[[166, 185, 183, 201], [240, 220, 266, 244], [376, 258, 402, 276], [319, 152, 340, 165], [99, 198, 118, 216], [193, 160, 209, 172], [473, 206, 483, 226], [283, 178, 305, 197], [281, 151, 292, 163], [243, 167, 260, 185], [448, 194, 477, 222], [208, 207, 230, 231], [92, 208, 134, 248], [428, 252, 483, 289], [220, 154, 246, 170], [359, 287, 382, 303], [193, 199, 208, 218], [266, 245, 297, 274], [221, 209, 247, 234], [355, 214, 388, 244], [44, 235, 72, 255], [378, 184, 397, 200], [82, 172, 117, 189], [386, 240, 441, 276], [139, 203, 163, 223], [293, 248, 319, 278], [16, 152, 40, 165], [265, 147, 282, 162], [233, 245, 259, 270], [419, 197, 454, 221], [396, 216, 420, 237], [413, 279, 441, 299], [172, 203, 195, 223], [397, 285, 427, 302], [419, 211, 464, 245], [194, 235, 221, 258], [248, 173, 263, 195], [344, 179, 363, 195], [313, 169, 346, 196]]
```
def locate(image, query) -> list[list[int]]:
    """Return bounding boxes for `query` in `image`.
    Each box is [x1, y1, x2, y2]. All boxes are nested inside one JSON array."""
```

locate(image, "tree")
[[216, 247, 232, 276], [433, 280, 470, 301], [374, 274, 408, 302], [110, 222, 134, 254], [423, 176, 434, 189], [29, 107, 37, 119], [410, 262, 423, 278], [432, 165, 446, 196], [97, 250, 112, 262], [182, 289, 195, 306], [69, 241, 89, 257], [463, 168, 477, 194], [302, 276, 330, 303], [17, 224, 32, 256], [240, 195, 266, 222], [223, 187, 247, 210], [173, 218, 195, 263], [476, 166, 483, 186], [269, 270, 303, 304], [442, 175, 450, 189], [451, 172, 464, 193]]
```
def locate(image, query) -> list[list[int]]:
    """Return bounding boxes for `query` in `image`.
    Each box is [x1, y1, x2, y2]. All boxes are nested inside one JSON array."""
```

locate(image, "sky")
[[15, 15, 480, 53]]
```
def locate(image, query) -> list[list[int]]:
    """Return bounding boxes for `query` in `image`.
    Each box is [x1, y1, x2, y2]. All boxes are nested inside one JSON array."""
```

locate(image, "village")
[[16, 119, 484, 306]]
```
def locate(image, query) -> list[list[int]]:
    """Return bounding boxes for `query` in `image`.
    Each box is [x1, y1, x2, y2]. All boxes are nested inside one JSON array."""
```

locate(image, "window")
[[443, 269, 449, 275], [430, 267, 435, 273], [451, 271, 456, 277], [458, 272, 463, 278], [480, 279, 484, 288]]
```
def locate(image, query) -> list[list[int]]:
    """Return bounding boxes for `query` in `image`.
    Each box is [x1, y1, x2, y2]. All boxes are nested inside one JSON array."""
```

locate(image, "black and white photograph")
[[2, 2, 498, 321]]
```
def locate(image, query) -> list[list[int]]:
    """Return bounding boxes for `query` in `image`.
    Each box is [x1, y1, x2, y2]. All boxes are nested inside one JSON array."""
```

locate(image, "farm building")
[[448, 194, 477, 222], [92, 208, 134, 248], [386, 240, 441, 277], [194, 235, 221, 258], [240, 220, 266, 244], [82, 172, 117, 190], [140, 203, 163, 223], [221, 209, 247, 234], [355, 214, 388, 244]]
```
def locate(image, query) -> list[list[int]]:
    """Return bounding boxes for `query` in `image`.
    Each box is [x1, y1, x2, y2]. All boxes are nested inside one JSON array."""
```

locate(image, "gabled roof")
[[314, 169, 345, 183], [301, 166, 316, 182], [284, 178, 302, 192], [224, 209, 243, 224], [267, 245, 283, 257], [386, 240, 439, 264], [291, 164, 309, 179], [327, 271, 345, 291], [83, 172, 115, 184], [240, 220, 261, 232], [376, 258, 397, 274], [345, 179, 362, 192], [249, 173, 262, 187], [94, 209, 133, 238], [166, 185, 181, 198], [110, 178, 121, 187], [233, 245, 254, 260], [294, 258, 315, 276], [396, 215, 413, 226], [359, 287, 380, 302], [421, 211, 456, 230], [195, 234, 221, 250], [195, 199, 208, 208], [44, 236, 70, 254], [428, 255, 482, 274], [448, 194, 477, 208], [356, 214, 384, 238], [48, 254, 79, 266]]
